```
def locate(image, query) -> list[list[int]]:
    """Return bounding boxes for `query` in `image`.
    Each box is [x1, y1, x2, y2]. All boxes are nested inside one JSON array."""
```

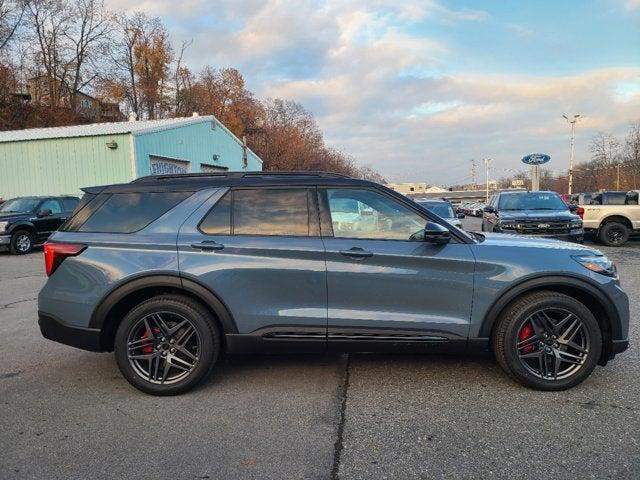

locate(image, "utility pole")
[[563, 114, 581, 195], [471, 159, 477, 187], [484, 158, 491, 202], [616, 164, 621, 190]]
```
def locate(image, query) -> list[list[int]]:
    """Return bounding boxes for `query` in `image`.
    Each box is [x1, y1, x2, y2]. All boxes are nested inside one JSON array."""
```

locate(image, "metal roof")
[[0, 116, 218, 143]]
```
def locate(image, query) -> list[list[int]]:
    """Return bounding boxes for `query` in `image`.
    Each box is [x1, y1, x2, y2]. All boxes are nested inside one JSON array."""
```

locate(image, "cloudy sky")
[[108, 0, 640, 184]]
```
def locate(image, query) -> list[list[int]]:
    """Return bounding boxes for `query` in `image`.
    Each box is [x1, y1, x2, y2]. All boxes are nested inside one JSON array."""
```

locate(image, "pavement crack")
[[331, 354, 351, 480], [566, 398, 639, 412], [0, 297, 37, 309]]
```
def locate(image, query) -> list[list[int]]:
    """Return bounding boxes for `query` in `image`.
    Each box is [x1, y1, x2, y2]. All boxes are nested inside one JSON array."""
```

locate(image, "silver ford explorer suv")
[[38, 172, 630, 395]]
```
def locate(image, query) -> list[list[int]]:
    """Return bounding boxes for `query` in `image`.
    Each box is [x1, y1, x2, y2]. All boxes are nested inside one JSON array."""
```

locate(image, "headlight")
[[0, 221, 8, 232], [572, 254, 617, 277]]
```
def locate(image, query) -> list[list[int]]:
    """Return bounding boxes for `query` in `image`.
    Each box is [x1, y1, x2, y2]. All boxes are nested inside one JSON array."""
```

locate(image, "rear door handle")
[[191, 240, 224, 251], [339, 247, 373, 259]]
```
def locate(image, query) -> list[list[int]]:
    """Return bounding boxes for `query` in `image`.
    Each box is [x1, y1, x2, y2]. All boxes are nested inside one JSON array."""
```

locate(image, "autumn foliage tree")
[[0, 4, 382, 179]]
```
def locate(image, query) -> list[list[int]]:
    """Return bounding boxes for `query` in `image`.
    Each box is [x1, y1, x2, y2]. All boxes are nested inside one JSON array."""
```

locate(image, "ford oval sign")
[[522, 153, 551, 165]]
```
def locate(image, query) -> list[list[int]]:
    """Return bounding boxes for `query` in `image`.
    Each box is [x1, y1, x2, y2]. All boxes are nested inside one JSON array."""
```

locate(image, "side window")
[[325, 189, 425, 240], [39, 199, 62, 214], [78, 191, 192, 233], [61, 198, 79, 211], [199, 192, 231, 235], [233, 189, 310, 236]]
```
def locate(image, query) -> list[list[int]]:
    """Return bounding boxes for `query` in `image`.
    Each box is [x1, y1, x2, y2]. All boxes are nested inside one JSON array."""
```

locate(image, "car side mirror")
[[423, 221, 450, 245], [457, 212, 465, 219], [483, 206, 494, 213], [37, 208, 52, 218]]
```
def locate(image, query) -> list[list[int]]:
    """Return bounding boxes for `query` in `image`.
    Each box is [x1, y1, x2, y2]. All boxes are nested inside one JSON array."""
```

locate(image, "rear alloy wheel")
[[493, 291, 601, 390], [115, 295, 220, 395], [598, 222, 629, 247], [10, 230, 34, 254]]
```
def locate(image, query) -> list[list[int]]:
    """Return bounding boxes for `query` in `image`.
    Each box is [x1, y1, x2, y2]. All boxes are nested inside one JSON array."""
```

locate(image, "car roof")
[[414, 198, 449, 203], [497, 190, 556, 196], [84, 171, 379, 194], [5, 195, 78, 200]]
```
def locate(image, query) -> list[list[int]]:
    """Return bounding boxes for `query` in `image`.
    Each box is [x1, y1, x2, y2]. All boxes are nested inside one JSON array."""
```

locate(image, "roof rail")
[[132, 171, 352, 183]]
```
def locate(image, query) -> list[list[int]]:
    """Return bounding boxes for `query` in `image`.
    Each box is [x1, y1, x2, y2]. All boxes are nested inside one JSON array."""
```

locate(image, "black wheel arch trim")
[[479, 274, 623, 340], [88, 272, 238, 335], [7, 222, 36, 235]]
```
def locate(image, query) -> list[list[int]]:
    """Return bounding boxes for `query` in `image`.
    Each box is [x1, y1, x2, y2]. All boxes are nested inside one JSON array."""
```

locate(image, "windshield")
[[0, 198, 40, 214], [419, 202, 454, 218], [498, 193, 567, 211]]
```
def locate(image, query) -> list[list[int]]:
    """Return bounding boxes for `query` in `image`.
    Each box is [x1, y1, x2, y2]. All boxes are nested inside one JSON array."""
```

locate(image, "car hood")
[[478, 232, 602, 254], [0, 212, 28, 222], [497, 210, 579, 222]]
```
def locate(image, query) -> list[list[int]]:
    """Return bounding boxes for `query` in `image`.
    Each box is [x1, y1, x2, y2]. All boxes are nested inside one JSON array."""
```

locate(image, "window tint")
[[200, 192, 231, 234], [326, 189, 425, 240], [233, 189, 310, 236], [39, 199, 62, 214], [61, 198, 79, 211], [603, 192, 626, 205], [78, 192, 192, 233]]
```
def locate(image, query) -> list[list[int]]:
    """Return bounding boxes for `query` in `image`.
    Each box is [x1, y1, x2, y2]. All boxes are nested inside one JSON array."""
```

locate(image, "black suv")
[[0, 196, 79, 254], [482, 191, 584, 242]]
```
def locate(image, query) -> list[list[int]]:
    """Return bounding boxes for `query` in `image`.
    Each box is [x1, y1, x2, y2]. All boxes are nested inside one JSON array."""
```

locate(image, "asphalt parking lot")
[[1, 218, 639, 480]]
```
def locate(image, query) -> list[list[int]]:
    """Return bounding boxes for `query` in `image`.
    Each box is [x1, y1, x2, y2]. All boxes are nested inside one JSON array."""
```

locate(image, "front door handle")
[[339, 247, 373, 259], [191, 240, 224, 251]]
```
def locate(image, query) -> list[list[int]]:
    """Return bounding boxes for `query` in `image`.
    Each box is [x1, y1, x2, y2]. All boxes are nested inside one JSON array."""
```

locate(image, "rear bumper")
[[38, 312, 104, 352]]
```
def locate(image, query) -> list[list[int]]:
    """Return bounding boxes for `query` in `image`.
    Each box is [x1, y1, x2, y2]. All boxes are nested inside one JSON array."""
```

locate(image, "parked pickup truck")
[[579, 191, 640, 246], [0, 196, 79, 254]]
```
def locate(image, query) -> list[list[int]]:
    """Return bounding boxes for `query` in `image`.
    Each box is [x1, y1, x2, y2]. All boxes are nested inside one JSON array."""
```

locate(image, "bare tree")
[[63, 0, 111, 110], [0, 0, 26, 51]]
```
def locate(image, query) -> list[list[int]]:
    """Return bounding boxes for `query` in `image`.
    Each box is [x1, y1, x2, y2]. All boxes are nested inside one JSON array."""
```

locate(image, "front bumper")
[[38, 312, 103, 352]]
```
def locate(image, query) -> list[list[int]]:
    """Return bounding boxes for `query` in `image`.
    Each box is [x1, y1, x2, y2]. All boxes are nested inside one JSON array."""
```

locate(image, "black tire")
[[598, 222, 629, 247], [9, 230, 34, 254], [492, 291, 602, 391], [114, 295, 221, 395]]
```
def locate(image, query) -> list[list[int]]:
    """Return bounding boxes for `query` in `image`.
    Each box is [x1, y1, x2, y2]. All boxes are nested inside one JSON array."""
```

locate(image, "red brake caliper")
[[141, 327, 161, 354], [519, 322, 535, 353]]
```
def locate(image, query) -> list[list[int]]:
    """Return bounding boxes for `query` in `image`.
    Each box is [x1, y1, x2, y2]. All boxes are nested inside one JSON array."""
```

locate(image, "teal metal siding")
[[0, 134, 133, 198], [133, 119, 262, 176]]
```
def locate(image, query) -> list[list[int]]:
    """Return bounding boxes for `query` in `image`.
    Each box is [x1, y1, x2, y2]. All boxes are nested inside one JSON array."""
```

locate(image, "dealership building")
[[0, 115, 263, 199]]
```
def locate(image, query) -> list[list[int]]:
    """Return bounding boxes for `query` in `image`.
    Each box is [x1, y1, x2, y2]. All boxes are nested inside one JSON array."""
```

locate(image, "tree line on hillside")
[[0, 0, 384, 180], [492, 122, 640, 194]]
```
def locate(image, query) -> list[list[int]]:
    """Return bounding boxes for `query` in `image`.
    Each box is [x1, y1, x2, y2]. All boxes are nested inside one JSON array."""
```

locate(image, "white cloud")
[[103, 0, 639, 183]]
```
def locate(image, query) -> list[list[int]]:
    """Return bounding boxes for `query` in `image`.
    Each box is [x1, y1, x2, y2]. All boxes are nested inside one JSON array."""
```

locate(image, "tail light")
[[44, 242, 86, 276], [576, 206, 584, 219]]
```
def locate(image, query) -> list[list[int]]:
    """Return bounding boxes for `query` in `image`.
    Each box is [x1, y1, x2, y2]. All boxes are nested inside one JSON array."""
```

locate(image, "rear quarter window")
[[65, 191, 192, 233]]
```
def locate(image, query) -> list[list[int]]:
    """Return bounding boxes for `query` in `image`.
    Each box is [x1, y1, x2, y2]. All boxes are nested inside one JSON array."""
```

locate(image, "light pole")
[[484, 158, 492, 202], [563, 114, 581, 195]]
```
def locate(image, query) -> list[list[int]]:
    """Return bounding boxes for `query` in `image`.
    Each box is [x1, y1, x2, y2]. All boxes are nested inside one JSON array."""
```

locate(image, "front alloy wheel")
[[115, 295, 220, 395], [516, 308, 590, 381], [493, 291, 601, 390], [10, 230, 34, 254]]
